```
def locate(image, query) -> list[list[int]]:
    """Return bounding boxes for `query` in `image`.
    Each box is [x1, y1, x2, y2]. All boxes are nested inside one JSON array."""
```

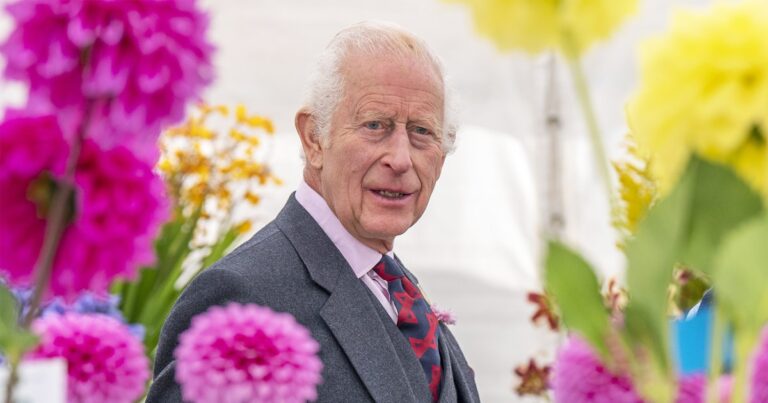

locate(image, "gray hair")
[[303, 21, 458, 153]]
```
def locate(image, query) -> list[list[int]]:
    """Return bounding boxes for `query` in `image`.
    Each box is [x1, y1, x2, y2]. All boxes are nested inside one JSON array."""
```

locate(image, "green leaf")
[[545, 240, 610, 357], [679, 159, 764, 275], [711, 212, 768, 333], [0, 283, 19, 333], [623, 156, 764, 374]]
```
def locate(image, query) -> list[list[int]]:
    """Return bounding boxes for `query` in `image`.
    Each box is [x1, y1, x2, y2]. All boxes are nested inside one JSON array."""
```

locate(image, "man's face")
[[315, 52, 446, 252]]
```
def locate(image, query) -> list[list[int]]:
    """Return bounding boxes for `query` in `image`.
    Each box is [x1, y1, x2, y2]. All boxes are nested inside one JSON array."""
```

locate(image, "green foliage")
[[544, 241, 610, 358], [0, 283, 39, 362], [623, 157, 763, 375], [112, 205, 244, 358]]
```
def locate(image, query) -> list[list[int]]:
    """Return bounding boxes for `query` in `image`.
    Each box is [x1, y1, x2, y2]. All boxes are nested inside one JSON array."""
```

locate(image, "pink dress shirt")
[[295, 180, 399, 323]]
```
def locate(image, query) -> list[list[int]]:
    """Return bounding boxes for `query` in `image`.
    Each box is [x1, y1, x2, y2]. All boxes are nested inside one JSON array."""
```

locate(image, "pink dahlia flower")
[[751, 328, 768, 403], [0, 114, 168, 301], [28, 313, 149, 403], [175, 303, 323, 403], [552, 336, 643, 403], [0, 0, 214, 162]]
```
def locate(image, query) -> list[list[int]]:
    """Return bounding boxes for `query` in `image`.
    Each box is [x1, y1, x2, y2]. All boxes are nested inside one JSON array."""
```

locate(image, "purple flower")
[[28, 313, 149, 403], [175, 303, 323, 403], [1, 0, 214, 162], [552, 336, 643, 403], [751, 328, 768, 403], [43, 292, 145, 340], [0, 114, 168, 301]]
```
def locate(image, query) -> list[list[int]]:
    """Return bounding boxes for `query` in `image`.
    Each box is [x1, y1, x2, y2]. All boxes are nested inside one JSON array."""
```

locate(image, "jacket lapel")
[[276, 195, 418, 403]]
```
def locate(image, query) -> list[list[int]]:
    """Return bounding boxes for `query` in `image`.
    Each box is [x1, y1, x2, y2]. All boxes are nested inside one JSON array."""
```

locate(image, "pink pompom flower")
[[0, 114, 168, 301], [175, 302, 323, 403], [431, 304, 456, 325], [751, 327, 768, 403], [28, 313, 149, 403], [676, 373, 705, 403], [0, 0, 214, 161], [552, 336, 643, 403]]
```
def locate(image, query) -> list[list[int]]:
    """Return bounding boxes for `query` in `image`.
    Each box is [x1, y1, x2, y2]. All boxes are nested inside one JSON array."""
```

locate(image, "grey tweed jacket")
[[147, 194, 480, 403]]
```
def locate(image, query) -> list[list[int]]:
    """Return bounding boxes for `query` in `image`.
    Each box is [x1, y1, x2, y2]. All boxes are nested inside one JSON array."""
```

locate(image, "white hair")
[[303, 21, 459, 153]]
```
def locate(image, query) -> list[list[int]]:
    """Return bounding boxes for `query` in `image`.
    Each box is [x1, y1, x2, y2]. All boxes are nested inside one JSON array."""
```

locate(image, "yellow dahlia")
[[627, 1, 768, 199], [448, 0, 638, 57]]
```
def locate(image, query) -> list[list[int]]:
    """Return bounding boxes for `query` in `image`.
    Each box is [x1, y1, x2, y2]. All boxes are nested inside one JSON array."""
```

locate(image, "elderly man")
[[148, 22, 480, 403]]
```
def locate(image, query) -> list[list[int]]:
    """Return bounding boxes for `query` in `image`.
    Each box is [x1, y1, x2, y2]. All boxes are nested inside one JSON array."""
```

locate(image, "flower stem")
[[2, 101, 93, 403], [560, 34, 620, 222]]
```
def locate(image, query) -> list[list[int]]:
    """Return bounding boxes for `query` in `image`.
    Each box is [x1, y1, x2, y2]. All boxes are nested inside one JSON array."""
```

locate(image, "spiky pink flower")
[[552, 336, 643, 403], [28, 313, 149, 403], [676, 373, 705, 403], [751, 327, 768, 403], [0, 0, 214, 161], [432, 304, 456, 325], [675, 373, 734, 403], [0, 114, 168, 301], [175, 303, 323, 403]]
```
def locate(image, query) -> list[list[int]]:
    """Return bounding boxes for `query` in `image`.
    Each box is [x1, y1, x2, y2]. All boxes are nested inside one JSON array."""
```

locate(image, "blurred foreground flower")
[[514, 359, 550, 397], [175, 303, 323, 403], [627, 0, 768, 199], [446, 0, 638, 57], [0, 114, 168, 301], [0, 0, 214, 161], [43, 292, 145, 340], [552, 336, 643, 403], [751, 328, 768, 403], [28, 313, 149, 403]]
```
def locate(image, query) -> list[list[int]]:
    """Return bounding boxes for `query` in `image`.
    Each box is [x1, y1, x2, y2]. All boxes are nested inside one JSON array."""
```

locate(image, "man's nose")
[[382, 125, 413, 174]]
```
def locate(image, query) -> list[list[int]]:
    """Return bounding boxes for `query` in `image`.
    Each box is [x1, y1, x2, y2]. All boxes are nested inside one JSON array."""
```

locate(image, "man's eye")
[[413, 126, 431, 136], [365, 121, 383, 130]]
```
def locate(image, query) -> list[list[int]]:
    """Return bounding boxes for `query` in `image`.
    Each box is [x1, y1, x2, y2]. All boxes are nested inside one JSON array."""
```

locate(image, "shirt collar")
[[295, 179, 393, 278]]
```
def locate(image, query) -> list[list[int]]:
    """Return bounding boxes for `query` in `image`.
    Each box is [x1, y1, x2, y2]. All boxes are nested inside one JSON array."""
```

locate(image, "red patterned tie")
[[373, 255, 442, 401]]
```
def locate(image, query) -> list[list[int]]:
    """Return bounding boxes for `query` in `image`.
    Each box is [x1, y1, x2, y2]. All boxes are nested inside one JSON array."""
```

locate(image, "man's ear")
[[295, 109, 323, 169]]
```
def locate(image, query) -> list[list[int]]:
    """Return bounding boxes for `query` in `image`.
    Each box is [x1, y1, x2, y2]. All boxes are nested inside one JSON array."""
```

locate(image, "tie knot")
[[373, 255, 405, 282]]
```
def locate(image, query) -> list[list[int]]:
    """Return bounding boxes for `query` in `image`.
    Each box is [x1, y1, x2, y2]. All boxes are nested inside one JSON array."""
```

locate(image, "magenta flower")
[[751, 327, 768, 403], [0, 0, 214, 162], [175, 303, 323, 403], [28, 313, 149, 403], [676, 373, 705, 403], [552, 336, 643, 403], [432, 304, 457, 325], [0, 114, 168, 301]]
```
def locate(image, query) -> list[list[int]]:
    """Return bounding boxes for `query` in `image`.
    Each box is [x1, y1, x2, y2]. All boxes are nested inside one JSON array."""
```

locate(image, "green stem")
[[3, 46, 95, 403], [560, 34, 620, 223]]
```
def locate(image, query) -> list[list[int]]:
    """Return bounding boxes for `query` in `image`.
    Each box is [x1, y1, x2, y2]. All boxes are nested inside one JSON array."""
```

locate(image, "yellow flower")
[[613, 137, 657, 238], [627, 1, 768, 199], [447, 0, 638, 57]]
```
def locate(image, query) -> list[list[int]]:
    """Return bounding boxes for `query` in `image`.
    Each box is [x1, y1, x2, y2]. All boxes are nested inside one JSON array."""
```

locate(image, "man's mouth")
[[373, 189, 411, 199]]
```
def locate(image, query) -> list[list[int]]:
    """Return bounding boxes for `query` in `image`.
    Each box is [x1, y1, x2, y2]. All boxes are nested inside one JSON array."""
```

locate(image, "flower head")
[[0, 0, 214, 161], [752, 327, 768, 403], [514, 359, 551, 397], [175, 303, 323, 403], [627, 0, 768, 200], [0, 114, 168, 301], [552, 336, 643, 402], [446, 0, 638, 57], [431, 304, 457, 325], [527, 291, 559, 331], [28, 313, 149, 403]]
